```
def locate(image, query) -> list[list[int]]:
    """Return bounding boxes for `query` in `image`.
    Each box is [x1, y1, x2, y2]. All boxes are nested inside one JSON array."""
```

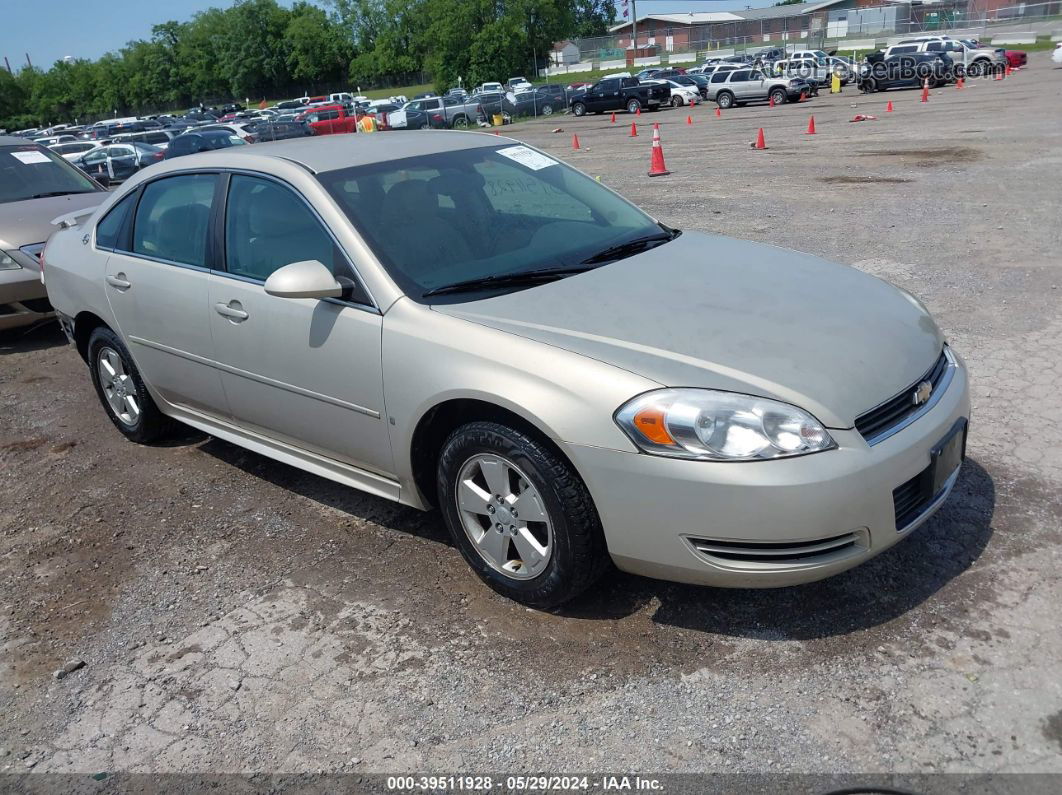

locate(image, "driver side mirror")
[[264, 259, 344, 300]]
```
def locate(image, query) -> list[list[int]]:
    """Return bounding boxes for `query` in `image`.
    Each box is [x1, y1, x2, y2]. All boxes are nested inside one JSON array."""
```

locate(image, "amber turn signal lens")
[[632, 406, 676, 446]]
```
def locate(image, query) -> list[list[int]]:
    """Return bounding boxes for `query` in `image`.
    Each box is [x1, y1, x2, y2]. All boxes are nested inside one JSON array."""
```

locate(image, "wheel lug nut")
[[487, 505, 495, 514], [511, 510, 518, 518]]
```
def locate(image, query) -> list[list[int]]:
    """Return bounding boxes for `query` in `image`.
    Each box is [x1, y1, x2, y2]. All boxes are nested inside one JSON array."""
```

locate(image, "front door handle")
[[215, 301, 249, 322], [106, 273, 131, 290]]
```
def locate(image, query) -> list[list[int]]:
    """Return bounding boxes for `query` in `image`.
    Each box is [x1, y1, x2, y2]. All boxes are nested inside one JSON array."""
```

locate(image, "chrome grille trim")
[[856, 346, 956, 446]]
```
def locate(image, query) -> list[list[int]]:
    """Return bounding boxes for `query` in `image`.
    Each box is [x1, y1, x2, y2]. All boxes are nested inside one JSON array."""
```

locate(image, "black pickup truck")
[[568, 77, 670, 116]]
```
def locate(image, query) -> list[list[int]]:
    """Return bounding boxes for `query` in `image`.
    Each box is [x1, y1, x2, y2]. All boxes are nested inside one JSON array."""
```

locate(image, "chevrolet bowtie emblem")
[[912, 380, 933, 406]]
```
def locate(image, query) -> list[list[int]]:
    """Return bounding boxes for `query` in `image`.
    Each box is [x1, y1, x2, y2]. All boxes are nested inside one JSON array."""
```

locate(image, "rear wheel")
[[626, 98, 641, 114], [437, 421, 609, 608], [572, 102, 587, 117], [88, 327, 172, 443], [541, 104, 553, 116], [451, 114, 470, 129], [716, 91, 734, 109], [670, 95, 684, 107]]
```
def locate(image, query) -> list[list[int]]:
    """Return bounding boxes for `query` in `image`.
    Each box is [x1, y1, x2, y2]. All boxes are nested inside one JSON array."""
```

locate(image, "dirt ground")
[[2, 55, 1061, 781]]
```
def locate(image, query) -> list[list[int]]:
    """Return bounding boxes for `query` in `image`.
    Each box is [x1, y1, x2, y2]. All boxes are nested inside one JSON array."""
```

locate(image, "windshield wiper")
[[422, 266, 594, 298], [26, 190, 98, 199], [580, 229, 678, 266]]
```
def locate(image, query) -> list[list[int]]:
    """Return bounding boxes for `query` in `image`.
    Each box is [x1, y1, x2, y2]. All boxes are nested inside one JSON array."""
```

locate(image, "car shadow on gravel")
[[0, 322, 67, 355], [197, 436, 452, 545], [560, 459, 995, 640]]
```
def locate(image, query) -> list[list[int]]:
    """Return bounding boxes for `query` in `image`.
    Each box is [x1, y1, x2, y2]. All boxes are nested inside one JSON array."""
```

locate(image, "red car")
[[295, 103, 364, 135], [1002, 50, 1027, 68]]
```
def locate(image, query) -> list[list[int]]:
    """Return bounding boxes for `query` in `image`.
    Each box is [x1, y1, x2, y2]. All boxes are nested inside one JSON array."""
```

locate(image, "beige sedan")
[[41, 133, 969, 607]]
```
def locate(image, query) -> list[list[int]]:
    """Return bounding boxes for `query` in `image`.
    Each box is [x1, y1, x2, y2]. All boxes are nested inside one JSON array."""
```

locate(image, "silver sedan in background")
[[40, 133, 970, 607]]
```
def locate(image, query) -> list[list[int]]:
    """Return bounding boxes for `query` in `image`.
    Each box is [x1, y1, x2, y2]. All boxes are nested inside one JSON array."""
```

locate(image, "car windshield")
[[318, 144, 670, 301], [0, 144, 101, 204]]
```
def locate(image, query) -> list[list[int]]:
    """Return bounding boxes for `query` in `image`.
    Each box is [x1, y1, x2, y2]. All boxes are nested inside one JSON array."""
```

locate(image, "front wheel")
[[437, 421, 609, 608], [966, 61, 983, 77], [87, 326, 173, 443], [572, 102, 587, 117]]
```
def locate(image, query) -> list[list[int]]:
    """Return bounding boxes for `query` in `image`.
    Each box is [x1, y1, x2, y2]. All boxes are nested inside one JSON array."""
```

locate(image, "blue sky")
[[2, 0, 778, 71]]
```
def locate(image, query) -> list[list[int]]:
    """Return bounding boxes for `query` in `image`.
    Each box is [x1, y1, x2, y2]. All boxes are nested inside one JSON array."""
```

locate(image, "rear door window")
[[95, 192, 138, 250], [132, 174, 217, 267]]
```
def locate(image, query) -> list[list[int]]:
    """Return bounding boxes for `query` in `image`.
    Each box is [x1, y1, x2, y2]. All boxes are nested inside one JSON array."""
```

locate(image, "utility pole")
[[632, 0, 638, 56]]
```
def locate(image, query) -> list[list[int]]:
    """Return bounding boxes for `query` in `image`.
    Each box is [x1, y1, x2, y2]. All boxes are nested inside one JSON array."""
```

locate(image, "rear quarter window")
[[96, 192, 138, 250]]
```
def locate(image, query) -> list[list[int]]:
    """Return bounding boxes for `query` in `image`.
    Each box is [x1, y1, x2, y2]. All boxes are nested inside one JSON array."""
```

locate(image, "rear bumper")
[[564, 353, 971, 588]]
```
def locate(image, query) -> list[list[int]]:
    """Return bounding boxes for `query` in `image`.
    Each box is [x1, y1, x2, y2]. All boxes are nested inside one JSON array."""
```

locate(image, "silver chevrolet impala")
[[41, 133, 970, 607]]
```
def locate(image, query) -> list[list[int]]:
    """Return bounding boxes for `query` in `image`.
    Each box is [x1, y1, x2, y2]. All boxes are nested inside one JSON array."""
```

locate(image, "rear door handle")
[[215, 301, 249, 321], [106, 273, 131, 290]]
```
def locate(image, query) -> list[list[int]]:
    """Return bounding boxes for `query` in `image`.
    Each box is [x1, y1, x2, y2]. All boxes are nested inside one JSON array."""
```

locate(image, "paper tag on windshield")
[[496, 145, 556, 171], [11, 150, 51, 165]]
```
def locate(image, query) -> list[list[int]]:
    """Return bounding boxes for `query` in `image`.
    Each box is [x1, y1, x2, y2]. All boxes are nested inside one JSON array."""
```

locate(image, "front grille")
[[893, 465, 933, 531], [855, 349, 950, 444], [19, 297, 53, 314], [688, 531, 865, 568]]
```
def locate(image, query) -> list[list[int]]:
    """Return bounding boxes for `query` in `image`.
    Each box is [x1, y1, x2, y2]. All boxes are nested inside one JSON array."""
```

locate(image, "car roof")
[[0, 135, 43, 147], [140, 130, 501, 174]]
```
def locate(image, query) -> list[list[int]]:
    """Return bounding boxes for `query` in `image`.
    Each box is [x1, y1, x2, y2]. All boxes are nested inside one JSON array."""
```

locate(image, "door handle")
[[215, 301, 249, 321], [106, 273, 131, 290]]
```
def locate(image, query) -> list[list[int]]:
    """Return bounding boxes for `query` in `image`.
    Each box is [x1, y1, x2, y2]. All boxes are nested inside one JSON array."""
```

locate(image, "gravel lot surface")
[[1, 55, 1060, 780]]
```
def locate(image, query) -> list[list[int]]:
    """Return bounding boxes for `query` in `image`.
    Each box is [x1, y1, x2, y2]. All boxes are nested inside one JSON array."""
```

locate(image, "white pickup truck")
[[884, 36, 1004, 76]]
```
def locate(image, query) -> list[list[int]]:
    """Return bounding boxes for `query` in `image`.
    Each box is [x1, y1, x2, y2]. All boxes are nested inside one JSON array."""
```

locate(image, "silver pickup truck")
[[387, 96, 485, 130]]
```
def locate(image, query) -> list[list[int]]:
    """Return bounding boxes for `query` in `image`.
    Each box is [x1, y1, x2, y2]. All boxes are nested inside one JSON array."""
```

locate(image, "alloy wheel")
[[455, 453, 553, 580], [97, 346, 140, 427]]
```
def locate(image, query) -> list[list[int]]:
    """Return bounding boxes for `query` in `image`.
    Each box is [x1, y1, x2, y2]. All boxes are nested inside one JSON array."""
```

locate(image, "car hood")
[[0, 192, 105, 250], [434, 231, 944, 428]]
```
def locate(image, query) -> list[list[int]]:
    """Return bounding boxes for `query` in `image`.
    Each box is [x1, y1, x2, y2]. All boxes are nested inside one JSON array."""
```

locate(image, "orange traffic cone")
[[629, 121, 638, 137], [715, 107, 721, 117], [572, 133, 580, 151], [995, 68, 1003, 81], [769, 94, 775, 108], [686, 114, 693, 125], [798, 91, 806, 103], [806, 115, 816, 135], [1005, 65, 1012, 77], [647, 125, 670, 177], [921, 80, 929, 102], [956, 77, 964, 89], [653, 121, 660, 131], [610, 112, 616, 123], [753, 128, 767, 150], [886, 100, 893, 112], [635, 106, 641, 116]]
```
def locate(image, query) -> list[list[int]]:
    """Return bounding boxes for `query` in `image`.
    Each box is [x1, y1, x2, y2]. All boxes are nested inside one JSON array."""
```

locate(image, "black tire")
[[541, 104, 553, 116], [769, 88, 787, 105], [626, 98, 641, 114], [670, 95, 683, 107], [451, 114, 470, 129], [966, 61, 983, 77], [572, 102, 587, 117], [716, 91, 734, 109], [87, 326, 173, 444], [437, 421, 609, 608]]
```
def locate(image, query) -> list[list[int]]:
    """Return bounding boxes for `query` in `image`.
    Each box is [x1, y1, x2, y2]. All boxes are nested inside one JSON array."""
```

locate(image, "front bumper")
[[565, 354, 971, 588], [0, 265, 52, 331]]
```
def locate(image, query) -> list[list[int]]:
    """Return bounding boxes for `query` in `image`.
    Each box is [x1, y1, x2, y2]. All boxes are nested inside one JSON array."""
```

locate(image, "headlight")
[[615, 389, 835, 461], [0, 251, 22, 270]]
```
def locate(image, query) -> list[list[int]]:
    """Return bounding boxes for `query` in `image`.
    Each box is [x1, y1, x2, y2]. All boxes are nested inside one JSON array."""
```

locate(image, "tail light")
[[152, 151, 164, 161], [245, 135, 256, 143]]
